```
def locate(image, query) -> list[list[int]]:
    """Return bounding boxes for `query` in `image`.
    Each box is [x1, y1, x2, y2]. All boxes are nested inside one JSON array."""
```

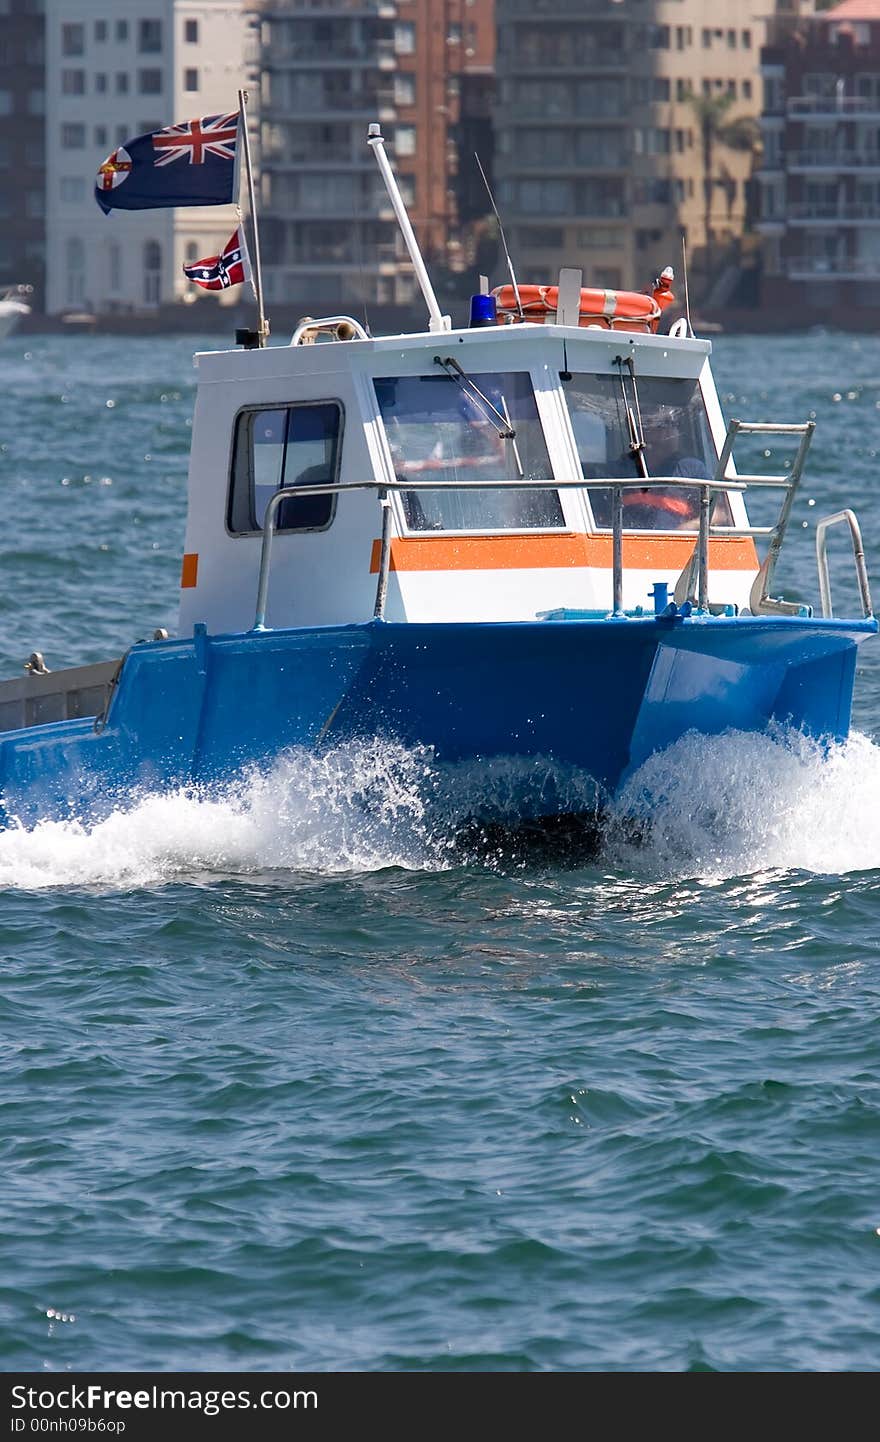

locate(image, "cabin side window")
[[373, 371, 563, 532], [227, 402, 342, 535], [563, 374, 733, 532]]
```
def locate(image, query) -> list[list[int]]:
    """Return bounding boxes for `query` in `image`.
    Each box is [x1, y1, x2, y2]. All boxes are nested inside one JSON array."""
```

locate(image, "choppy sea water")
[[1, 329, 880, 1373]]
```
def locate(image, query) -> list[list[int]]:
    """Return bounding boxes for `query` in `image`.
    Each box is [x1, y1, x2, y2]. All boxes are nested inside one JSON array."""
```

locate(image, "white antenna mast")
[[474, 151, 523, 319], [367, 124, 450, 333], [681, 231, 693, 338]]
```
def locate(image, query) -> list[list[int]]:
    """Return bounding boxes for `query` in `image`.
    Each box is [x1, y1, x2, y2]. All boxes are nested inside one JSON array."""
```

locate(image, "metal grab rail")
[[673, 418, 816, 614], [250, 474, 743, 630], [249, 454, 871, 629], [816, 509, 873, 618]]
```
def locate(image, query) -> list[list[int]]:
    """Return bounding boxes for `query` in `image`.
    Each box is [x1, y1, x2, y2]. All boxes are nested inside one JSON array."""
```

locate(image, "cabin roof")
[[193, 322, 712, 385]]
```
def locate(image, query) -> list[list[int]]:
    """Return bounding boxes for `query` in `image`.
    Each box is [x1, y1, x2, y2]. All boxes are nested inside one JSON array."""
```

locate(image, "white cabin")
[[178, 320, 759, 636]]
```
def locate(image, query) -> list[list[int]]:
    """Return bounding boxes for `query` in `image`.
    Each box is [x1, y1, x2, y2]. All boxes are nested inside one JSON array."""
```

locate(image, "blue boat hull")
[[0, 614, 874, 830]]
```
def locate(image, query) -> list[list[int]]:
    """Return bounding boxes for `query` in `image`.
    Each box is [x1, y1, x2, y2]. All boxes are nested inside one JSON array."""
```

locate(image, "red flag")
[[182, 225, 252, 291]]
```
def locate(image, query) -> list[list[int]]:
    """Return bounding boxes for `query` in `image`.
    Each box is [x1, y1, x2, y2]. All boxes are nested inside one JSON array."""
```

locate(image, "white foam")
[[1, 729, 879, 890], [609, 727, 880, 880], [0, 740, 445, 890]]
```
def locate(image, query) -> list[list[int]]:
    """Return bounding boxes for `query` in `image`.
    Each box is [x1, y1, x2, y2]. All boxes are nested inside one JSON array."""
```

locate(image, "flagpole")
[[238, 87, 268, 345]]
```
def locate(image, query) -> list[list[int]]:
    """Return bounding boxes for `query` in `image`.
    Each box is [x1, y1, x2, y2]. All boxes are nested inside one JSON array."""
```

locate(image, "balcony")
[[266, 1, 395, 14], [787, 202, 880, 225], [787, 149, 880, 172], [509, 53, 629, 75], [788, 96, 880, 119], [785, 256, 880, 281]]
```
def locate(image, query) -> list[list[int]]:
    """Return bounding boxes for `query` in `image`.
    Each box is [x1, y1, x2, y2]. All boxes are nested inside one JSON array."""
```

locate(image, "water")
[[1, 331, 880, 1372]]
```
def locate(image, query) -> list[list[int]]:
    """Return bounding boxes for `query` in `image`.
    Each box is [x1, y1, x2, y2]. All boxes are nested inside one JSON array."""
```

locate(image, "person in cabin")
[[621, 406, 710, 531]]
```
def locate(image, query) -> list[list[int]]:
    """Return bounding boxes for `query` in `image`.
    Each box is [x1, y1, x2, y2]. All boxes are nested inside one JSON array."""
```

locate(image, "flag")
[[95, 112, 239, 214], [183, 226, 253, 292]]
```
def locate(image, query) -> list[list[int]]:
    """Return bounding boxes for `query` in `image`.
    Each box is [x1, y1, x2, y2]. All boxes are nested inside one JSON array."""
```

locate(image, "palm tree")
[[687, 91, 760, 278]]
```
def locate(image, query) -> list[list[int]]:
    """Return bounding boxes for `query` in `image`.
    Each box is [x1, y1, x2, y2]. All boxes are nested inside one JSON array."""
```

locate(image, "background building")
[[757, 0, 880, 312], [493, 0, 768, 301], [0, 0, 46, 307], [258, 0, 494, 311], [44, 0, 253, 316]]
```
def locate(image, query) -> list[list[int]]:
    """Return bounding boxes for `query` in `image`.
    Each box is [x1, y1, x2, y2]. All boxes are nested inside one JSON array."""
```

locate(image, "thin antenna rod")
[[681, 231, 693, 338], [238, 88, 268, 345], [474, 151, 523, 319], [368, 124, 450, 333]]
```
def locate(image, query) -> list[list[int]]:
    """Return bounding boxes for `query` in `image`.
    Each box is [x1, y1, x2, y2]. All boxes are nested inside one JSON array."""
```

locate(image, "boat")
[[0, 285, 32, 340], [0, 128, 875, 840]]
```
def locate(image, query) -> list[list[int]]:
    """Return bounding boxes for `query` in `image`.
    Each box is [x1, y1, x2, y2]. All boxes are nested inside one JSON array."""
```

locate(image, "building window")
[[743, 79, 752, 100], [116, 73, 129, 94], [61, 123, 86, 148], [95, 20, 107, 43], [61, 23, 84, 56], [743, 30, 752, 49], [185, 19, 199, 44], [185, 240, 200, 263], [95, 73, 107, 93], [143, 239, 161, 305], [61, 69, 86, 95], [60, 177, 84, 202], [27, 89, 45, 116], [116, 124, 128, 145], [394, 21, 415, 55], [116, 20, 129, 43], [184, 68, 199, 92], [394, 73, 415, 106], [727, 28, 736, 48], [138, 69, 162, 94], [95, 124, 107, 147], [394, 125, 416, 156], [653, 77, 670, 102], [228, 404, 343, 536], [138, 19, 162, 53], [649, 25, 670, 49], [702, 28, 711, 48], [676, 78, 689, 101]]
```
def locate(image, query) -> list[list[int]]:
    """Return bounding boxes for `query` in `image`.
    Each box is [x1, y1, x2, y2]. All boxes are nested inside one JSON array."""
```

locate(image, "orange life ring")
[[492, 278, 674, 334]]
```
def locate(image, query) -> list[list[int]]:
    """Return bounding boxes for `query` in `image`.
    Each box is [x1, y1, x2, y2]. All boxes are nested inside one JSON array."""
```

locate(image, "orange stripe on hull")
[[369, 533, 759, 574]]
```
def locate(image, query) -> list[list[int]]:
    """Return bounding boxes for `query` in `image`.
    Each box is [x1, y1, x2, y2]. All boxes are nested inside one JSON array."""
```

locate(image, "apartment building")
[[45, 0, 252, 315], [757, 0, 880, 308], [0, 0, 46, 306], [493, 0, 767, 296], [258, 0, 494, 310]]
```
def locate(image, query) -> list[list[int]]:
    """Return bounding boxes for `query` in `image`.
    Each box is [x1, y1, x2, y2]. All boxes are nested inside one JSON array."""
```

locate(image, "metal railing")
[[816, 510, 873, 619], [663, 418, 823, 616], [251, 473, 745, 630], [248, 446, 872, 630]]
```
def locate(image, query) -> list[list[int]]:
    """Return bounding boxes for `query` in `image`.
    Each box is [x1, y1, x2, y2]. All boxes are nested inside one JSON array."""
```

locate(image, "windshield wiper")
[[434, 355, 516, 439], [613, 353, 649, 480]]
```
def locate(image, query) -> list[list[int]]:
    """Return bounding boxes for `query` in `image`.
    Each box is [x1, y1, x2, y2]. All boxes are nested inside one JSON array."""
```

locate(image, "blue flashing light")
[[469, 293, 497, 328]]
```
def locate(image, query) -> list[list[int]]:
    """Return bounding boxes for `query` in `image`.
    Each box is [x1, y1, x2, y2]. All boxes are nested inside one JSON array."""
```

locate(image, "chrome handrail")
[[248, 458, 870, 630], [673, 418, 816, 615], [250, 474, 745, 630], [816, 509, 873, 619]]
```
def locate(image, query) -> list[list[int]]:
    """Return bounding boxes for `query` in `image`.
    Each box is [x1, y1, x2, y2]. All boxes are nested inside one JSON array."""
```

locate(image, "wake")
[[0, 730, 878, 889]]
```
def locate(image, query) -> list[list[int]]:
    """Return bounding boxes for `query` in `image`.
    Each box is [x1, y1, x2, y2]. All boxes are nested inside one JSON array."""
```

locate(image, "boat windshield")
[[373, 371, 562, 532], [563, 373, 733, 531]]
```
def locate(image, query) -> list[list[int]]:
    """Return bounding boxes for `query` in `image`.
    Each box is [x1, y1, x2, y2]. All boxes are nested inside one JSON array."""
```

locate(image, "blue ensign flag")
[[95, 112, 240, 214]]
